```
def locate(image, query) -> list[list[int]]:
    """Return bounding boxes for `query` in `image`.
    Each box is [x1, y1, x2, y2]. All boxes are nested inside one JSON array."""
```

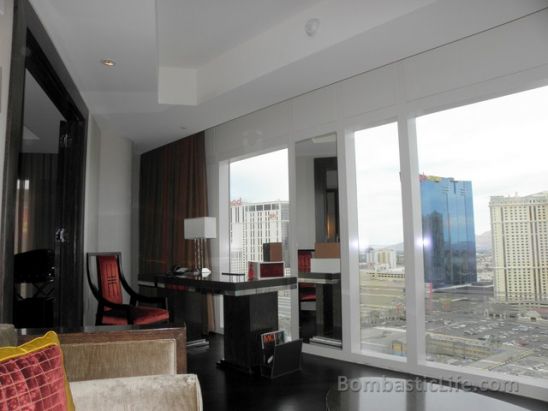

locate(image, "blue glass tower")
[[420, 175, 477, 288]]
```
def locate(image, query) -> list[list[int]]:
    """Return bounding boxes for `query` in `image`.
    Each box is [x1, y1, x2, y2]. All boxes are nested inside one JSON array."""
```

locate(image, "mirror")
[[13, 70, 65, 328], [295, 133, 342, 348]]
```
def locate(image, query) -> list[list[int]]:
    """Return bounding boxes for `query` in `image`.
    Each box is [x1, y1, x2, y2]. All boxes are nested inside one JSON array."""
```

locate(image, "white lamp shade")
[[184, 217, 216, 239]]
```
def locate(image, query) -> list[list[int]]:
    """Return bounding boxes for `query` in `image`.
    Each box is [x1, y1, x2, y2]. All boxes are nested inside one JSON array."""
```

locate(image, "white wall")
[[83, 116, 101, 325], [295, 156, 316, 249], [97, 131, 133, 279], [83, 119, 134, 325], [130, 150, 140, 284], [0, 0, 13, 221]]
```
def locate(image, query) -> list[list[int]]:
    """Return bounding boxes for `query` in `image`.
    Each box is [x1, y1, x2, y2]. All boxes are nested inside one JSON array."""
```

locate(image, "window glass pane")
[[295, 134, 342, 348], [229, 149, 291, 336], [417, 85, 548, 380], [355, 122, 407, 356]]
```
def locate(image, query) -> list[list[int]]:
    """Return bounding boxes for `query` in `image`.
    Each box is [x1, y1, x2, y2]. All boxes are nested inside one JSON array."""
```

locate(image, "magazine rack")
[[260, 338, 303, 378]]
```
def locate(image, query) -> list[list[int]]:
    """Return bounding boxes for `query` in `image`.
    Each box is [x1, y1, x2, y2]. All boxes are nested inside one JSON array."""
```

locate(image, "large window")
[[417, 85, 548, 380], [229, 149, 290, 334], [355, 122, 407, 356], [219, 83, 548, 398]]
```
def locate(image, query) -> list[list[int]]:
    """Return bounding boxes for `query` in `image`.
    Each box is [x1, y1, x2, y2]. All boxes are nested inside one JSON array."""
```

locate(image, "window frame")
[[215, 76, 548, 401], [340, 81, 548, 398]]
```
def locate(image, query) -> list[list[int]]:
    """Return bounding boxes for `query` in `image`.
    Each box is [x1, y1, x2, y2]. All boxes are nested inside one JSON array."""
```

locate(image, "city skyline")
[[229, 200, 289, 273]]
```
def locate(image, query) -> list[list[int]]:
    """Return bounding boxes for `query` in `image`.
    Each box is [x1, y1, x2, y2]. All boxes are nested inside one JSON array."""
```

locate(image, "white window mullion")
[[340, 127, 361, 354], [287, 141, 300, 340], [398, 115, 426, 370]]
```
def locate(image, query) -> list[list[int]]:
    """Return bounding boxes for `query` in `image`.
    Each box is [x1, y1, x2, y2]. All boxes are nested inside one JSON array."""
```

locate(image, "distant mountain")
[[365, 231, 492, 253], [475, 231, 492, 251], [369, 242, 404, 252]]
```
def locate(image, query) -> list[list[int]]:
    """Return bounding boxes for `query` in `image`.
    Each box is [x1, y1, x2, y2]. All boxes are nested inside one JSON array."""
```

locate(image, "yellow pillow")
[[0, 330, 74, 410]]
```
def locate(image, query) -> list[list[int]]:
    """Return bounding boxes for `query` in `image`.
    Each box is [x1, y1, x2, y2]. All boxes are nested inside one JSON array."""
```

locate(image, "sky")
[[356, 85, 548, 247], [229, 85, 548, 250], [355, 122, 403, 247], [230, 149, 289, 202]]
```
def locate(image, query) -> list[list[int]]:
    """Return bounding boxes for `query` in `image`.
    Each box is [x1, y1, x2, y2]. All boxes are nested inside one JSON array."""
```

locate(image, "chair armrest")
[[70, 374, 202, 411], [120, 273, 167, 309]]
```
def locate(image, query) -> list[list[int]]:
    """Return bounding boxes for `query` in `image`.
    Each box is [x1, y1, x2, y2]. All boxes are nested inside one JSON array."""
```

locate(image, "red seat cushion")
[[97, 255, 123, 305], [300, 292, 316, 302], [299, 283, 316, 302], [102, 306, 170, 325]]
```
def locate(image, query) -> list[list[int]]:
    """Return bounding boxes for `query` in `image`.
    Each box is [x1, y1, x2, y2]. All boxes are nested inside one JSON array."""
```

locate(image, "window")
[[417, 85, 548, 380], [229, 149, 291, 335], [355, 122, 407, 356]]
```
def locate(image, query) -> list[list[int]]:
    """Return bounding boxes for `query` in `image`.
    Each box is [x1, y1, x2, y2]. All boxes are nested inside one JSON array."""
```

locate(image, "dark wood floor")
[[187, 334, 547, 411]]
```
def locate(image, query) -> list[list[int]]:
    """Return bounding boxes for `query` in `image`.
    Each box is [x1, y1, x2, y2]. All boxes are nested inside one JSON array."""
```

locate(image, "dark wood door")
[[0, 0, 88, 325], [54, 120, 86, 327]]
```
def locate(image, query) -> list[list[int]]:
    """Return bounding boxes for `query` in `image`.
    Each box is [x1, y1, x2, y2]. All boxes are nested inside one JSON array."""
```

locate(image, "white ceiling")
[[28, 0, 548, 153], [157, 0, 323, 68]]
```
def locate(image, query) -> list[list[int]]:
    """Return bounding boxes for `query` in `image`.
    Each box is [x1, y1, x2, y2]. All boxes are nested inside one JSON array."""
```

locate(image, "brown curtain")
[[139, 131, 214, 331], [16, 153, 58, 253]]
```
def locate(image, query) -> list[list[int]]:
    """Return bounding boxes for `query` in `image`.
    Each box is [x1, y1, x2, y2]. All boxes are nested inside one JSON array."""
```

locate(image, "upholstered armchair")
[[1, 325, 202, 411]]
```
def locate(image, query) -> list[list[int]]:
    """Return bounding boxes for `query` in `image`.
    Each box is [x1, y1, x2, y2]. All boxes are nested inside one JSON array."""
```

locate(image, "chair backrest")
[[87, 253, 124, 305], [14, 249, 55, 283]]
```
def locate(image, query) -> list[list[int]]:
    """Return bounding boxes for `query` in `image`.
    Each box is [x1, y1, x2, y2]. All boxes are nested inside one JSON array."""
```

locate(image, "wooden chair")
[[86, 252, 170, 326]]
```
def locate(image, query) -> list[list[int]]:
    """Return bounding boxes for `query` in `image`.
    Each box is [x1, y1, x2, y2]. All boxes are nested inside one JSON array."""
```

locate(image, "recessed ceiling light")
[[101, 58, 116, 67]]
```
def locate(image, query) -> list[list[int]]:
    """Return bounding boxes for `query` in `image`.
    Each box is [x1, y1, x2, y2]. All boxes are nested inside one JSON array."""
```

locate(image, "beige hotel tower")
[[490, 192, 548, 302]]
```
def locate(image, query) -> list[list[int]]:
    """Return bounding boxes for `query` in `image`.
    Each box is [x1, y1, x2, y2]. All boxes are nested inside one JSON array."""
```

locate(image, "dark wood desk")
[[155, 274, 297, 373]]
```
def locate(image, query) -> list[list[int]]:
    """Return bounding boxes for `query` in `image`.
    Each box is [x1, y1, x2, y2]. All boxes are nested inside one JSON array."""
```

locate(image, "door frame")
[[0, 0, 88, 326]]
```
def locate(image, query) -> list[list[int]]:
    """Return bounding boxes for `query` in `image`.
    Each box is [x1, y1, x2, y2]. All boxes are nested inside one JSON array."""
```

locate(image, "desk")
[[156, 274, 297, 373], [298, 272, 342, 346]]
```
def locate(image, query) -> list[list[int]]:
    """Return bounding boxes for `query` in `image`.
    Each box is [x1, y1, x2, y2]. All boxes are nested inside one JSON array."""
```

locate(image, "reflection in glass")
[[296, 134, 342, 347], [229, 149, 291, 337], [13, 70, 65, 328]]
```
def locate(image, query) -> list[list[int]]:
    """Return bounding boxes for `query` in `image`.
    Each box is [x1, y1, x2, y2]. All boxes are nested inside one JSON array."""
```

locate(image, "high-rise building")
[[363, 247, 397, 270], [490, 192, 548, 302], [230, 199, 289, 273], [420, 175, 477, 288]]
